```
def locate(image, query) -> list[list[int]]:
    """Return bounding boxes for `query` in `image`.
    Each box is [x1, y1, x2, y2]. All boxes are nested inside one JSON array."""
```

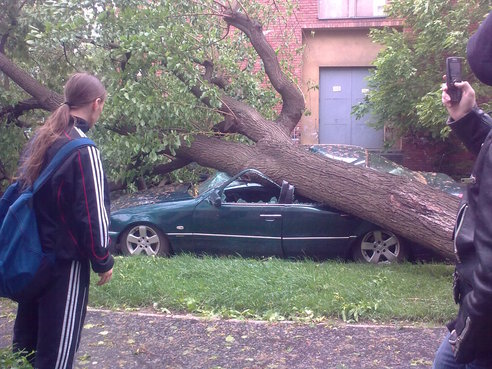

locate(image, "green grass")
[[0, 256, 456, 369], [0, 348, 33, 369], [88, 254, 457, 324]]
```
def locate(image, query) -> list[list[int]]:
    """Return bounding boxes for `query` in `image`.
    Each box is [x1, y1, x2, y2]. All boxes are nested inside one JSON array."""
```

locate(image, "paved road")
[[1, 301, 445, 369]]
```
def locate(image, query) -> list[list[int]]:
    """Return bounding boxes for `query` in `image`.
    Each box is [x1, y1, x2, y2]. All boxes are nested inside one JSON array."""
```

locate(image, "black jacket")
[[448, 107, 492, 361], [34, 117, 114, 274]]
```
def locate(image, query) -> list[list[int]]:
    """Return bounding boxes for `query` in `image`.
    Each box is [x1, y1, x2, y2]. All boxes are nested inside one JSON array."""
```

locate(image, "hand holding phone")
[[446, 57, 464, 103], [442, 80, 476, 121]]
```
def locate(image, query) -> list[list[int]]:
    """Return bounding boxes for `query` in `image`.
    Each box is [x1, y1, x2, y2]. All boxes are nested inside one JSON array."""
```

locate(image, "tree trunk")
[[177, 135, 459, 259]]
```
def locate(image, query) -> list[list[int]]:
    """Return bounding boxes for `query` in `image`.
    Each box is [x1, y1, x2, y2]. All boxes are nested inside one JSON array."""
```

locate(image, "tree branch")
[[62, 42, 79, 71], [200, 59, 228, 89], [222, 8, 304, 132], [0, 97, 44, 123], [0, 0, 29, 54], [74, 35, 120, 50], [150, 157, 192, 176], [0, 52, 62, 111], [0, 159, 8, 182], [220, 95, 290, 142], [175, 134, 263, 174], [103, 124, 134, 136]]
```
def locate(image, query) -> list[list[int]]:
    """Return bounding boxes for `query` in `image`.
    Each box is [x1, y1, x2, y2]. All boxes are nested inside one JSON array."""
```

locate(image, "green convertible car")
[[109, 169, 414, 264]]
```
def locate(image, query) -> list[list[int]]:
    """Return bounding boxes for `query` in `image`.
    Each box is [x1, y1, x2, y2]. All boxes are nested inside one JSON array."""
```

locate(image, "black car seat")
[[278, 180, 294, 204]]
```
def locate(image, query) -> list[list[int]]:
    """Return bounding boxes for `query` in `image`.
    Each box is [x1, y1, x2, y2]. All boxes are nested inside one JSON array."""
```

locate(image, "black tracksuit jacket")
[[34, 117, 114, 274]]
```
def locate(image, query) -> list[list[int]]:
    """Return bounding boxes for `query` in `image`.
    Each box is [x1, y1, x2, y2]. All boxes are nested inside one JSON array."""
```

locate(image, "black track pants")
[[13, 259, 90, 369]]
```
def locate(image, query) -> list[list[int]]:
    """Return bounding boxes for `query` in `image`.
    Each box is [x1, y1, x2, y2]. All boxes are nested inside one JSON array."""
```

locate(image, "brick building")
[[261, 0, 473, 176]]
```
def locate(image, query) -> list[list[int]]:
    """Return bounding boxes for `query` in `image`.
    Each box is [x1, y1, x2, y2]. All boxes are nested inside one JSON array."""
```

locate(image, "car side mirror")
[[209, 190, 222, 207]]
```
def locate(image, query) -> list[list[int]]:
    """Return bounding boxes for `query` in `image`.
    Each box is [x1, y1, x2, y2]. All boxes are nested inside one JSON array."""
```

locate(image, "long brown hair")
[[19, 72, 106, 187]]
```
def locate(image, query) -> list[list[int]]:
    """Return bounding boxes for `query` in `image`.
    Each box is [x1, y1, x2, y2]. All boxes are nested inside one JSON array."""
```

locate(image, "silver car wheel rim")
[[125, 225, 160, 256], [360, 230, 400, 264]]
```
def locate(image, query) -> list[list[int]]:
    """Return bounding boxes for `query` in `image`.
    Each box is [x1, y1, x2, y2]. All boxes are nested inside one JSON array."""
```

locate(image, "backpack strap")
[[32, 138, 96, 193]]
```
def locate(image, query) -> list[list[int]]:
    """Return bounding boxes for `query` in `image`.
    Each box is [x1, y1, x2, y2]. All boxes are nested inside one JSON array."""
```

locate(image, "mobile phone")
[[446, 57, 464, 103]]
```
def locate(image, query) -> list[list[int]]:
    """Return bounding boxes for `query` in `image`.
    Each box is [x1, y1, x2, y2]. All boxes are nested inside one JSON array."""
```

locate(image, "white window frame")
[[318, 0, 387, 20]]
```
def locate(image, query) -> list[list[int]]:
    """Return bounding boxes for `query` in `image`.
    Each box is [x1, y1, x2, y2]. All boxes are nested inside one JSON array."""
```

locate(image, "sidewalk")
[[1, 301, 445, 369]]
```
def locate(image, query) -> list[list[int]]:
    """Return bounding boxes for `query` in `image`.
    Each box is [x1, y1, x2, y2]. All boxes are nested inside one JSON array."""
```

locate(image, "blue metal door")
[[319, 67, 383, 148]]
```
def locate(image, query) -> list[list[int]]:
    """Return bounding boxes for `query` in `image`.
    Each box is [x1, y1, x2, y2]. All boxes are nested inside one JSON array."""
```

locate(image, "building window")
[[319, 0, 386, 19]]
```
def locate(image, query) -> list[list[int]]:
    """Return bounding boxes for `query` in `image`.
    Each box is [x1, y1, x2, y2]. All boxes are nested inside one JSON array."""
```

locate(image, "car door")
[[281, 193, 362, 259], [192, 182, 284, 257]]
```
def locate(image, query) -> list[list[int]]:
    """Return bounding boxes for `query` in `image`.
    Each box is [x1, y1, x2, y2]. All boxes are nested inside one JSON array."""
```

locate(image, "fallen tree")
[[0, 2, 460, 259]]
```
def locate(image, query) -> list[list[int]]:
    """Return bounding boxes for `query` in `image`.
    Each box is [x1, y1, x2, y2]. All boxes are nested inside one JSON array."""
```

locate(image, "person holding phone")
[[433, 11, 492, 369]]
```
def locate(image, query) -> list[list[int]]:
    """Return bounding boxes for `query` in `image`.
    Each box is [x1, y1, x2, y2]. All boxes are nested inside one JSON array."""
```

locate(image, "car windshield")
[[196, 170, 282, 198], [196, 172, 231, 196]]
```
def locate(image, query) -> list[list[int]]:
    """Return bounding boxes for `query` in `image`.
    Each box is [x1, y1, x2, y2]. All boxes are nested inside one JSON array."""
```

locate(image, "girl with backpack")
[[13, 72, 114, 369]]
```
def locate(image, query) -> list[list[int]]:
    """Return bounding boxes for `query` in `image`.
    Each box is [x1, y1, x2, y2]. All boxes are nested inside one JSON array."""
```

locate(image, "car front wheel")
[[352, 229, 407, 264], [121, 224, 170, 256]]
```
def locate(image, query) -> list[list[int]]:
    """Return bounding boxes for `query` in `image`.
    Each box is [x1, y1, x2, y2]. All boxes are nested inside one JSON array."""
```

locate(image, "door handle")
[[260, 214, 282, 221]]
